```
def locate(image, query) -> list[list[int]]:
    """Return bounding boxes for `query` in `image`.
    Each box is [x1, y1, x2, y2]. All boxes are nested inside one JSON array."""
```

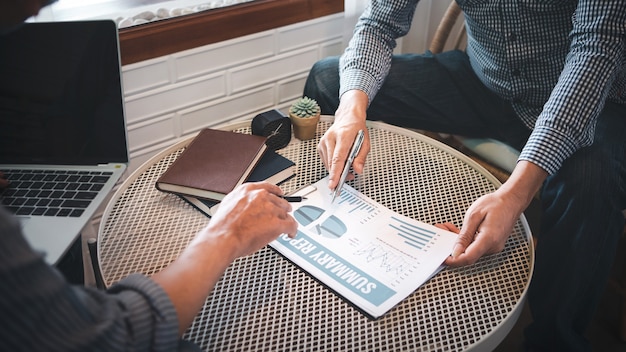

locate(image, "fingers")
[[435, 222, 482, 267], [317, 134, 334, 173], [444, 232, 481, 267], [329, 145, 349, 187], [317, 135, 338, 189], [206, 182, 299, 258], [238, 182, 298, 236], [242, 182, 294, 213], [444, 204, 484, 266], [283, 216, 299, 238], [351, 132, 369, 175], [318, 135, 353, 188], [351, 154, 366, 176], [444, 195, 513, 267], [434, 222, 460, 233], [318, 128, 369, 190], [319, 131, 352, 190]]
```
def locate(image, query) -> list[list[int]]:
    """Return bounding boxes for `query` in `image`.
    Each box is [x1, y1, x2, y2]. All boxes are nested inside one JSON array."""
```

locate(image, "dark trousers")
[[303, 51, 626, 351]]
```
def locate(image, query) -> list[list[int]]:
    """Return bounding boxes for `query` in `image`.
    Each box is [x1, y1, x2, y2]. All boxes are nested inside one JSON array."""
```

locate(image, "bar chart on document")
[[270, 177, 458, 318], [389, 216, 438, 251], [336, 190, 382, 221]]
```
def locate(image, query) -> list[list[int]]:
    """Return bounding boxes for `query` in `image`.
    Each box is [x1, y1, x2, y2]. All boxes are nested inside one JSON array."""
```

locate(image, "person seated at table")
[[0, 180, 297, 351], [303, 1, 626, 351], [0, 3, 298, 351]]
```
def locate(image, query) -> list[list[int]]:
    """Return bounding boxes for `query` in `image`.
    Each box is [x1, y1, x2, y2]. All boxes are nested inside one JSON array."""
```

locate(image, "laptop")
[[0, 20, 129, 265]]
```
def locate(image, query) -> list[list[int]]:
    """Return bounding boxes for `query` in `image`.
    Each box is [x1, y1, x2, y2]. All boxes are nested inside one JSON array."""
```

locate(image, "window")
[[37, 0, 344, 65]]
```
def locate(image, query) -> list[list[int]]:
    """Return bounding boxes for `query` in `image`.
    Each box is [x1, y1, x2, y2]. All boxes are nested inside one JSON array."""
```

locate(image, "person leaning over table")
[[303, 1, 626, 351], [0, 3, 298, 351]]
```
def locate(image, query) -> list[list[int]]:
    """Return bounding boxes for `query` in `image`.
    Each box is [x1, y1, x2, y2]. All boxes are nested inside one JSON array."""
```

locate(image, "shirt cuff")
[[108, 273, 180, 351], [339, 68, 380, 105], [518, 125, 578, 175]]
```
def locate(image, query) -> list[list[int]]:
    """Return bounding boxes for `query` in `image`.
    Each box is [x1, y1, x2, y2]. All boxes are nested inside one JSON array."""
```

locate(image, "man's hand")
[[203, 182, 298, 258], [443, 161, 547, 267], [318, 90, 370, 191], [153, 182, 299, 335], [443, 190, 522, 266]]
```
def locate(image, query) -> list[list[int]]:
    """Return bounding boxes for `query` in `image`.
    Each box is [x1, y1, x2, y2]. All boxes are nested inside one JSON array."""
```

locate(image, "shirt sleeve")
[[0, 206, 184, 352], [339, 0, 420, 102], [519, 0, 626, 174]]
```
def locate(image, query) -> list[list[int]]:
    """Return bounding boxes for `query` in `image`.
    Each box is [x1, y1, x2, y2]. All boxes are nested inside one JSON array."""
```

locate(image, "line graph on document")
[[353, 242, 419, 287]]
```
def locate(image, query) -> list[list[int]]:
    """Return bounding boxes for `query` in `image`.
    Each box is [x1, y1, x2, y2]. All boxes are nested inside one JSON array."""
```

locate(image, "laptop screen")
[[0, 20, 128, 165]]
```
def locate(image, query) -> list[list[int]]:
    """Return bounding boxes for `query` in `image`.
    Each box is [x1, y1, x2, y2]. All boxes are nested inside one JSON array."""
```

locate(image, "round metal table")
[[98, 117, 534, 351]]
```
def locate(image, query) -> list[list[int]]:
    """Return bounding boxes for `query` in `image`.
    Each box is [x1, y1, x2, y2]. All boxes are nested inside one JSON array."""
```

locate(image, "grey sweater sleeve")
[[0, 206, 186, 351]]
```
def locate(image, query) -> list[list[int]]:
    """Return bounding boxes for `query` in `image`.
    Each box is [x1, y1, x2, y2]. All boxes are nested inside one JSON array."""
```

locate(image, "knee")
[[307, 56, 340, 80], [306, 57, 340, 90], [303, 56, 341, 113], [542, 149, 623, 218]]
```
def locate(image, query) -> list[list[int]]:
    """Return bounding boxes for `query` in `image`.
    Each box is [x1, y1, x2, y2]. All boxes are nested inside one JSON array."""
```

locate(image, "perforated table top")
[[98, 117, 533, 351]]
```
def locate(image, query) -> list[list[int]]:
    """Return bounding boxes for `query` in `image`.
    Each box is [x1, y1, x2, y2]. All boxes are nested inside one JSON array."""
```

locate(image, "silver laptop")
[[0, 20, 129, 265]]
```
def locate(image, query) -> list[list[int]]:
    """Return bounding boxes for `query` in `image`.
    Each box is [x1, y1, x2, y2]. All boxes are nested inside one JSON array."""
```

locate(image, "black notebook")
[[181, 150, 295, 216], [247, 150, 295, 185]]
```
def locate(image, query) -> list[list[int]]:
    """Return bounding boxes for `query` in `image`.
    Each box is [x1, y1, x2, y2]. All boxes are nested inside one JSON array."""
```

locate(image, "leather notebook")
[[179, 150, 296, 217], [156, 128, 267, 201]]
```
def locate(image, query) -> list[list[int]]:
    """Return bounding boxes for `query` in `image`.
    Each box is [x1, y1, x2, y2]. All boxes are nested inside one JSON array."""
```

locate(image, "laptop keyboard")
[[0, 169, 112, 217]]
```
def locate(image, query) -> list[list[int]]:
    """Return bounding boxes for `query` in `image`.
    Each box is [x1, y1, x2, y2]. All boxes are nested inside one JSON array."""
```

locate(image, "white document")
[[270, 177, 458, 319]]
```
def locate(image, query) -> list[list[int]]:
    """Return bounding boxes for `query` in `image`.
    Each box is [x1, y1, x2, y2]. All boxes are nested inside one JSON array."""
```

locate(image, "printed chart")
[[389, 216, 437, 251], [270, 177, 458, 319], [337, 190, 382, 222]]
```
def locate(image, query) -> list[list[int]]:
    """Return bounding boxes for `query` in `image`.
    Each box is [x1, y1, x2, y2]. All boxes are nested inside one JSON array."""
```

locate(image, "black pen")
[[280, 196, 307, 202]]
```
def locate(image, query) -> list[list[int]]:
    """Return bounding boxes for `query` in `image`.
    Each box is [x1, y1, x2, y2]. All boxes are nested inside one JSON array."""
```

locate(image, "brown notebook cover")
[[156, 128, 268, 201]]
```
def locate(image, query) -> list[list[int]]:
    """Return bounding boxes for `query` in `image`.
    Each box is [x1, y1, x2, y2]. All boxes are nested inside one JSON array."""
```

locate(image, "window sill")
[[119, 0, 344, 65]]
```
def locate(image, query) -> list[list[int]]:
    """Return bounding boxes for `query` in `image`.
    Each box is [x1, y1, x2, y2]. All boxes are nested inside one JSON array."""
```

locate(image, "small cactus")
[[289, 96, 320, 118]]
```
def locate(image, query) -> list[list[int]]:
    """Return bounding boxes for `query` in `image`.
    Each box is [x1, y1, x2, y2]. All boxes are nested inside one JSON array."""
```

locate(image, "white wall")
[[120, 0, 458, 177], [88, 1, 452, 224], [121, 13, 346, 176]]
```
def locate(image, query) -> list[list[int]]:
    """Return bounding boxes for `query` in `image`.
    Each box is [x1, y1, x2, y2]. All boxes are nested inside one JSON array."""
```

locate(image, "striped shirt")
[[340, 0, 626, 174], [0, 206, 183, 351]]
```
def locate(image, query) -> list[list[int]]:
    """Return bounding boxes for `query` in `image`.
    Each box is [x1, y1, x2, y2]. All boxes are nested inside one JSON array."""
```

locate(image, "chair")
[[429, 0, 465, 55], [429, 0, 626, 342], [87, 237, 106, 289]]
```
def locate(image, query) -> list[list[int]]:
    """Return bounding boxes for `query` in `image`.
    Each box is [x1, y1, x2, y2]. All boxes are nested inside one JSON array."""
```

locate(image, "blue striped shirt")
[[340, 0, 626, 174], [0, 206, 183, 351]]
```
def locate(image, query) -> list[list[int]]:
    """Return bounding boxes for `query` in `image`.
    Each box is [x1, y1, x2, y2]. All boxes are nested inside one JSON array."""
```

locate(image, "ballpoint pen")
[[280, 196, 307, 202], [331, 129, 365, 203]]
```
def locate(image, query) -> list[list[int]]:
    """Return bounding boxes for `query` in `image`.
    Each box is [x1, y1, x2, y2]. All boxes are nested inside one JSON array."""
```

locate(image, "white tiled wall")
[[89, 1, 452, 219], [118, 0, 458, 177], [121, 13, 346, 176], [122, 3, 456, 168]]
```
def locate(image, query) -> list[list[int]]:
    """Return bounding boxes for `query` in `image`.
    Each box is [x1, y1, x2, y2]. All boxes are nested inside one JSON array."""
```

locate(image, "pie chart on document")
[[293, 205, 347, 239]]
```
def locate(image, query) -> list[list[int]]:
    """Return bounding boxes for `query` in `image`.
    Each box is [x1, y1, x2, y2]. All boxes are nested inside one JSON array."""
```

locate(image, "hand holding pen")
[[331, 129, 365, 203]]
